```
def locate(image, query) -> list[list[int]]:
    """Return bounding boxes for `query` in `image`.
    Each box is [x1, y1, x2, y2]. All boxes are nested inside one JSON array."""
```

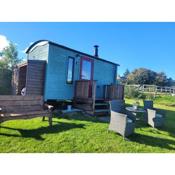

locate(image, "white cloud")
[[0, 35, 9, 59], [0, 35, 9, 51]]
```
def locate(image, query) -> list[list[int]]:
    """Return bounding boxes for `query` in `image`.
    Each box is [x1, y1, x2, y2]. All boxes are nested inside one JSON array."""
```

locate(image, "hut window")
[[67, 57, 74, 84]]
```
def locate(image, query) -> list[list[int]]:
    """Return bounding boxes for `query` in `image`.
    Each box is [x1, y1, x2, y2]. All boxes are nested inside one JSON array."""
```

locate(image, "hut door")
[[80, 57, 94, 97]]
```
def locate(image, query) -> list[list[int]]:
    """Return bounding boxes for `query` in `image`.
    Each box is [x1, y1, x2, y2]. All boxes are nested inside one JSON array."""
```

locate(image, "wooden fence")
[[0, 95, 43, 112], [126, 84, 175, 95]]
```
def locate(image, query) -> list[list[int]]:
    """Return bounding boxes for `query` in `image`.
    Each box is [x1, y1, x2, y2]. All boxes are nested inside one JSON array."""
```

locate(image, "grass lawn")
[[0, 97, 175, 153]]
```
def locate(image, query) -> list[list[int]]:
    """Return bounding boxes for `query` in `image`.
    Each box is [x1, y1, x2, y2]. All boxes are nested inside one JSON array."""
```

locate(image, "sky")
[[0, 22, 174, 79]]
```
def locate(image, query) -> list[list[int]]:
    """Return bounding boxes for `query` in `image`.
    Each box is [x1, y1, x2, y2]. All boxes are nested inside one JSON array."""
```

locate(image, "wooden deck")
[[74, 80, 124, 116]]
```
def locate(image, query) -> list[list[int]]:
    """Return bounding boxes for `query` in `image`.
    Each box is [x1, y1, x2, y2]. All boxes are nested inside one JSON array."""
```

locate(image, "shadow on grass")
[[129, 133, 175, 151], [0, 122, 85, 141], [144, 108, 175, 137], [56, 113, 101, 123]]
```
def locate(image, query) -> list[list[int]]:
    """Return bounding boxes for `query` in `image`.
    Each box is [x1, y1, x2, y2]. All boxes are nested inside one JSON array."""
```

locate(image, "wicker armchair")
[[110, 100, 136, 122], [144, 100, 154, 110], [144, 100, 165, 122], [109, 100, 135, 137], [147, 109, 165, 128]]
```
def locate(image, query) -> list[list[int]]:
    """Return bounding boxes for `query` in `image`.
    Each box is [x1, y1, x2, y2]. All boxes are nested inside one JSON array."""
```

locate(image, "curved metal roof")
[[25, 40, 119, 66], [25, 40, 49, 53]]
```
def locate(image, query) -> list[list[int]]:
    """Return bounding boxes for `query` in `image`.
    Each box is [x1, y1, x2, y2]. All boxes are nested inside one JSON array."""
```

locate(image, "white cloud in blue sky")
[[0, 34, 9, 52]]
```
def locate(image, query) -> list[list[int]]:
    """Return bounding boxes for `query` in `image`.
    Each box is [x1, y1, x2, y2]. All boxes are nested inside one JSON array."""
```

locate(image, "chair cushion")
[[156, 114, 163, 118], [127, 119, 133, 123]]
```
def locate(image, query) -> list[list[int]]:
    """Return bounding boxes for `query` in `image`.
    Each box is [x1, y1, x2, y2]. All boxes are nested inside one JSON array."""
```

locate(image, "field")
[[0, 96, 175, 153]]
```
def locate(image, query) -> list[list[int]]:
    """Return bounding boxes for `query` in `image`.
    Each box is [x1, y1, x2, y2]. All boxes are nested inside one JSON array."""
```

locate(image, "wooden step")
[[94, 109, 110, 116], [95, 109, 110, 112], [95, 103, 109, 106], [95, 101, 109, 110], [95, 99, 106, 103]]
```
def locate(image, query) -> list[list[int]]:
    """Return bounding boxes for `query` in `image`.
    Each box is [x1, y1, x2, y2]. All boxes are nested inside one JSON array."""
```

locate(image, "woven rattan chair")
[[144, 100, 154, 110], [144, 100, 165, 123], [147, 109, 165, 128], [110, 99, 136, 122], [109, 100, 135, 137]]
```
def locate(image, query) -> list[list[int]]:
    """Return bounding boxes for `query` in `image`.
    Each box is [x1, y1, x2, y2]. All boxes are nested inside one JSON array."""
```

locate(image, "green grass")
[[0, 97, 175, 153], [154, 95, 175, 107]]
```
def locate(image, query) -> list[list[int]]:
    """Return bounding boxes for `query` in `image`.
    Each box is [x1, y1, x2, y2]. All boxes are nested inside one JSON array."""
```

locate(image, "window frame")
[[66, 57, 75, 84], [80, 56, 94, 80]]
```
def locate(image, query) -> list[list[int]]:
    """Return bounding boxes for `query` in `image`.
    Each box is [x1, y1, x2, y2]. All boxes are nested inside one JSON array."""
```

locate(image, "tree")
[[2, 42, 20, 69], [123, 69, 130, 78], [0, 59, 8, 69], [0, 59, 12, 94], [0, 42, 20, 94], [166, 77, 174, 86], [120, 69, 130, 84], [155, 72, 167, 86], [126, 68, 172, 86], [127, 68, 156, 85]]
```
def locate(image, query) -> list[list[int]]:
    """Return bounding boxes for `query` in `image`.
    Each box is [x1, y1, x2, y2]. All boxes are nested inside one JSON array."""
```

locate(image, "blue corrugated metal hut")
[[13, 40, 123, 115]]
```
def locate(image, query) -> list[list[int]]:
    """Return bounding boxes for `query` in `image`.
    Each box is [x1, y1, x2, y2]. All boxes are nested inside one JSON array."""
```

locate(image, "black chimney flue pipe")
[[94, 45, 99, 57]]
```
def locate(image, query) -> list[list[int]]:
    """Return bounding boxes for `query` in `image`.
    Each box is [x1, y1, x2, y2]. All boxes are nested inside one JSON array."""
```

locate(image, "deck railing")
[[74, 80, 97, 99], [74, 81, 124, 100], [74, 81, 124, 115], [104, 84, 124, 100]]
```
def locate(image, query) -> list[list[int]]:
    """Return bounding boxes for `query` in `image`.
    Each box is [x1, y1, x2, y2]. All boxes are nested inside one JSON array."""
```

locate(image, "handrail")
[[104, 84, 124, 100], [74, 80, 96, 99]]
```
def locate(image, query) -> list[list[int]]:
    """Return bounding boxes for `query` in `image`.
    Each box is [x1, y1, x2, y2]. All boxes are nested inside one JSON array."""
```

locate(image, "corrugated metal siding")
[[28, 44, 49, 61], [94, 59, 116, 98], [44, 44, 117, 100], [44, 45, 80, 100]]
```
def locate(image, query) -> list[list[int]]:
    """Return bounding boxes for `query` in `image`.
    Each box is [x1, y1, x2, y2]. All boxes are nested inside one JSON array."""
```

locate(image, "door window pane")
[[81, 60, 92, 80]]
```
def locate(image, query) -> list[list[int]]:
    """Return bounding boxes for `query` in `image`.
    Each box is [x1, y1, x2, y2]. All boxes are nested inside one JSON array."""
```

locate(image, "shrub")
[[125, 86, 145, 99], [144, 93, 155, 100]]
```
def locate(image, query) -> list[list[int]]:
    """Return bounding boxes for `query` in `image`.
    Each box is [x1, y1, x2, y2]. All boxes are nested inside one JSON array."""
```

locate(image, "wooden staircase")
[[74, 98, 110, 116], [94, 99, 110, 116], [74, 80, 124, 117]]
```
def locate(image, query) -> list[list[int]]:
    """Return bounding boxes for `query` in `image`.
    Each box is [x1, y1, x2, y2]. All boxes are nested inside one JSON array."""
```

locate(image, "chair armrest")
[[124, 109, 136, 122]]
